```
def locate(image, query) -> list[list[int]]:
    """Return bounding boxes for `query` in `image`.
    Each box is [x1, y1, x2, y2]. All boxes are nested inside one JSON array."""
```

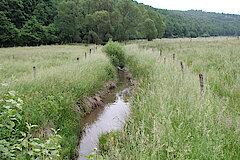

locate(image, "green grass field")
[[1, 37, 240, 159], [0, 45, 115, 159], [100, 37, 240, 159]]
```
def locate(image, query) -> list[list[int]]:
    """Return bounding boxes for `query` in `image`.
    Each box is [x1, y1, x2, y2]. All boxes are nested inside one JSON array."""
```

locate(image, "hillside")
[[0, 0, 165, 47], [1, 0, 240, 47], [158, 9, 240, 38]]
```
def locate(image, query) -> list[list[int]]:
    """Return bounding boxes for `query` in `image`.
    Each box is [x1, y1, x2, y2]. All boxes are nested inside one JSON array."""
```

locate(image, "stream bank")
[[77, 70, 134, 159]]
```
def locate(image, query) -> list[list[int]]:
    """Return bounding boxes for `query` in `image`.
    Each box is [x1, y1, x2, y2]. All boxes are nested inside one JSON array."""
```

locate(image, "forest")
[[0, 0, 165, 47], [159, 9, 240, 38], [1, 0, 240, 47]]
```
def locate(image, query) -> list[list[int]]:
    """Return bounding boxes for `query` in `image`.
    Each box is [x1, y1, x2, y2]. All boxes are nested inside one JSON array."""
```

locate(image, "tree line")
[[0, 0, 165, 47], [158, 9, 240, 38], [1, 0, 240, 47]]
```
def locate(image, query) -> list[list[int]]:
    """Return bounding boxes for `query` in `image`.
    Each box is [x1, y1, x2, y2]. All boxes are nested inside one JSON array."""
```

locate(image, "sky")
[[135, 0, 240, 15]]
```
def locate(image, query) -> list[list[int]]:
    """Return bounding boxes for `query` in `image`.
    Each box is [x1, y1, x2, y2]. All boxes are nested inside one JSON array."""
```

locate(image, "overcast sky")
[[135, 0, 240, 15]]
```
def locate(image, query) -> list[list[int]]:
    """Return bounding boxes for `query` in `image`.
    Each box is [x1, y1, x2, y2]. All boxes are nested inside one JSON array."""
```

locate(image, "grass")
[[100, 37, 240, 159], [0, 45, 116, 159]]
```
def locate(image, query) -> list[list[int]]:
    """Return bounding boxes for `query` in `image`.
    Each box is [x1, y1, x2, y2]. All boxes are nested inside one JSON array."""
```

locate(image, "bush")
[[88, 31, 102, 44], [0, 87, 61, 160], [102, 40, 125, 68]]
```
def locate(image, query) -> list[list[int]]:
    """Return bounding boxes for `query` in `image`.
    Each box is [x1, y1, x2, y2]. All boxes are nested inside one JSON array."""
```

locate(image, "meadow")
[[100, 37, 240, 159], [0, 45, 115, 159], [1, 37, 240, 159]]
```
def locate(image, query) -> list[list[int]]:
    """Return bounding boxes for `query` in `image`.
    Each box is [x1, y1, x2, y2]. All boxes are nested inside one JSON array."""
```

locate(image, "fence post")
[[164, 57, 166, 63], [85, 52, 87, 59], [160, 50, 162, 56], [90, 49, 92, 54], [199, 73, 204, 95], [77, 57, 79, 62], [180, 61, 184, 72], [33, 66, 36, 79], [173, 54, 176, 61]]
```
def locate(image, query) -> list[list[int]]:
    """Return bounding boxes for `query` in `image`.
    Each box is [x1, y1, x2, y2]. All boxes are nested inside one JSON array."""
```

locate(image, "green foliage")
[[141, 18, 157, 41], [0, 0, 166, 46], [1, 0, 240, 47], [0, 0, 26, 28], [84, 148, 103, 160], [0, 11, 19, 47], [88, 31, 102, 44], [102, 40, 126, 67], [55, 1, 85, 43], [33, 0, 57, 26], [42, 24, 59, 44], [159, 9, 240, 38], [0, 87, 62, 160], [86, 10, 111, 42], [19, 16, 44, 46]]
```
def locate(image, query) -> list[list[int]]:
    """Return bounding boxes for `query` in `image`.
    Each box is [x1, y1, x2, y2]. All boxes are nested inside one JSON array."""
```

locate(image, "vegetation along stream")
[[77, 71, 132, 159]]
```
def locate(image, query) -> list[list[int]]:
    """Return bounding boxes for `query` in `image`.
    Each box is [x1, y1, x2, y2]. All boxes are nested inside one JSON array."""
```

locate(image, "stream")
[[77, 72, 131, 160]]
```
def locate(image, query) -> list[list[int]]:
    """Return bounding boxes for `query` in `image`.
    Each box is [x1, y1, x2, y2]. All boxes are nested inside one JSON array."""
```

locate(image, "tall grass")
[[0, 45, 115, 159], [100, 38, 240, 159], [140, 37, 240, 111]]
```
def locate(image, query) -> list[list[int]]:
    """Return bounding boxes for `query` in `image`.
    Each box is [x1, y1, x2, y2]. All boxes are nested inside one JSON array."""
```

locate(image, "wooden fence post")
[[77, 57, 79, 62], [85, 52, 87, 59], [199, 73, 204, 94], [164, 57, 166, 63], [180, 61, 184, 72], [90, 49, 92, 54], [160, 50, 162, 56], [173, 54, 176, 61], [33, 66, 36, 79]]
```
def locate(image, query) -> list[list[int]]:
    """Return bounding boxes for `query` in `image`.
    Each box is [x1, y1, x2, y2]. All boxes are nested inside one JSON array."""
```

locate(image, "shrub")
[[0, 87, 61, 160], [102, 40, 125, 68], [88, 31, 102, 44]]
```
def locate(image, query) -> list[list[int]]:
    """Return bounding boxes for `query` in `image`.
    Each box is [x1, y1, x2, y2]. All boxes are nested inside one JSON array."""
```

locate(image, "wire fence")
[[206, 85, 240, 115], [148, 46, 240, 116]]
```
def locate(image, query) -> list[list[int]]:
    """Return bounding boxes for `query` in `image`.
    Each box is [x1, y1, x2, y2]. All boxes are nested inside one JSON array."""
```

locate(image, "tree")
[[146, 8, 165, 38], [33, 0, 57, 26], [0, 0, 26, 28], [0, 11, 19, 47], [116, 0, 141, 41], [88, 31, 101, 44], [82, 0, 114, 14], [55, 1, 85, 43], [142, 18, 157, 41], [42, 23, 59, 44], [19, 16, 45, 46], [86, 10, 111, 42]]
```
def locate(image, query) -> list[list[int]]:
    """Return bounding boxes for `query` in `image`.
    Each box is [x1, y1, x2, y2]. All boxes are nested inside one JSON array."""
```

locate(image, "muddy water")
[[77, 72, 131, 160]]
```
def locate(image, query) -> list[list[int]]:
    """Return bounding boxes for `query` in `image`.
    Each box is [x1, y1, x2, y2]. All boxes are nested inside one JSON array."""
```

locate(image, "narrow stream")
[[77, 72, 131, 160]]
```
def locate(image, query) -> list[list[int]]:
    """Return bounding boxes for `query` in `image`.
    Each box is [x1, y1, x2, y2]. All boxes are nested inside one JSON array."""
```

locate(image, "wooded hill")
[[158, 9, 240, 38], [1, 0, 240, 47], [0, 0, 165, 47]]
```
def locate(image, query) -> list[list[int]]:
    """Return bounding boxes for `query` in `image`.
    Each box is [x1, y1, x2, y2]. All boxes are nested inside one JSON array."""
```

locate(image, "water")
[[77, 73, 131, 160]]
